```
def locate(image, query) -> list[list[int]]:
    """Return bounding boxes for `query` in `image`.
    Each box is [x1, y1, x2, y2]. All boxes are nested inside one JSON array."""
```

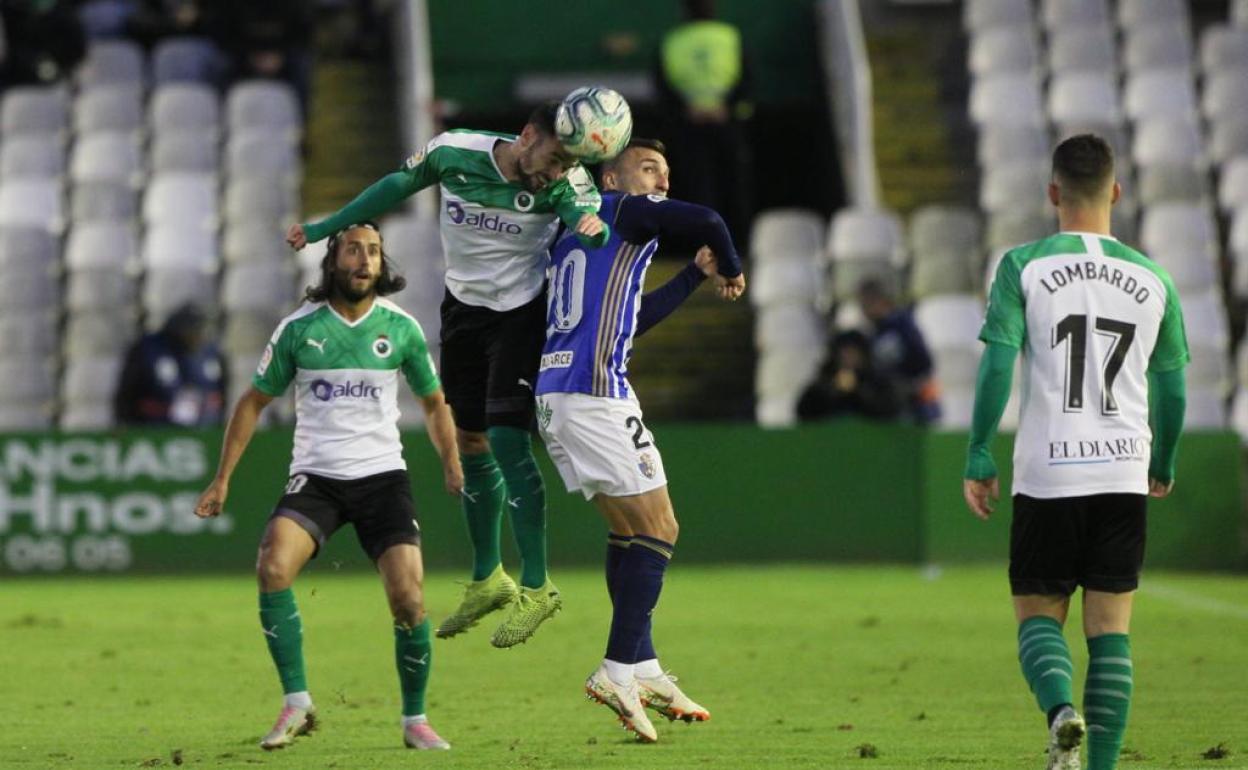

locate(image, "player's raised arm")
[[288, 139, 446, 249], [195, 386, 274, 518], [550, 165, 610, 248]]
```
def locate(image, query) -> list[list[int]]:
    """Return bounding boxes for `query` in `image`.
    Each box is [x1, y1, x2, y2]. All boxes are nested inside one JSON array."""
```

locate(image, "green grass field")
[[2, 565, 1246, 769]]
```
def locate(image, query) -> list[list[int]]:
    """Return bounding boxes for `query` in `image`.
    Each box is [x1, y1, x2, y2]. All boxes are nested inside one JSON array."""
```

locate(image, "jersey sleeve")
[[979, 250, 1026, 348], [397, 135, 450, 190], [252, 323, 297, 396], [1149, 274, 1190, 373], [400, 320, 441, 397], [549, 165, 609, 246]]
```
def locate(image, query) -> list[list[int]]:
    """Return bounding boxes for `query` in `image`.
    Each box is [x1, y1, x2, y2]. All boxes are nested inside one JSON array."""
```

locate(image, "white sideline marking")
[[1142, 583, 1248, 620]]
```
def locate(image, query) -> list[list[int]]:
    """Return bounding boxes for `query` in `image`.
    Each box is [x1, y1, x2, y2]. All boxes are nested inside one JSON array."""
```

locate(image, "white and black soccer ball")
[[554, 86, 633, 164]]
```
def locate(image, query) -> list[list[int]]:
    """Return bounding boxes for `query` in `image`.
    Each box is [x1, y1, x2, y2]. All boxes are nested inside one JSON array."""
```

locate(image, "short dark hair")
[[303, 221, 406, 303], [1052, 134, 1115, 202], [600, 138, 667, 174], [527, 100, 560, 137]]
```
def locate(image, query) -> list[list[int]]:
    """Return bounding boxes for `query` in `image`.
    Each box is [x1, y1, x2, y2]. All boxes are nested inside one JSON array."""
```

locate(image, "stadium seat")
[[1123, 24, 1194, 74], [754, 304, 825, 352], [222, 265, 298, 312], [226, 80, 301, 137], [1131, 118, 1205, 168], [755, 348, 823, 428], [1202, 72, 1248, 124], [224, 312, 281, 356], [752, 259, 823, 307], [64, 311, 138, 357], [0, 405, 53, 430], [223, 219, 291, 265], [1180, 289, 1230, 354], [963, 0, 1033, 33], [1118, 0, 1189, 32], [0, 135, 66, 178], [1040, 0, 1110, 31], [62, 355, 124, 403], [141, 223, 218, 272], [1218, 157, 1248, 215], [73, 85, 144, 135], [150, 131, 220, 174], [1140, 201, 1218, 258], [70, 132, 143, 186], [979, 161, 1050, 216], [911, 256, 977, 299], [0, 267, 60, 310], [0, 227, 58, 264], [1046, 28, 1118, 76], [1186, 342, 1230, 390], [832, 260, 900, 302], [985, 211, 1056, 252], [142, 269, 218, 329], [76, 40, 146, 89], [149, 83, 220, 134], [379, 215, 444, 268], [65, 221, 137, 271], [968, 28, 1040, 77], [1138, 164, 1210, 206], [1231, 207, 1248, 286], [969, 73, 1044, 127], [77, 0, 135, 39], [1200, 25, 1248, 75], [910, 205, 981, 258], [976, 124, 1050, 168], [914, 295, 983, 352], [223, 177, 297, 226], [152, 37, 225, 85], [750, 209, 825, 262], [66, 269, 138, 313], [60, 402, 115, 431], [827, 207, 905, 264], [0, 312, 56, 358], [0, 179, 64, 233], [1124, 70, 1198, 123], [1185, 387, 1227, 429], [71, 180, 138, 223], [0, 358, 56, 405], [1047, 72, 1122, 127], [225, 132, 301, 181], [1211, 122, 1248, 167], [142, 172, 219, 230], [1, 86, 71, 137]]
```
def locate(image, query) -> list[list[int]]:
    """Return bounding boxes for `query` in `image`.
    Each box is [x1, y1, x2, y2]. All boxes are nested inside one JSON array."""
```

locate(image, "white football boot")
[[259, 705, 317, 750], [637, 671, 710, 722], [584, 664, 658, 743], [1046, 706, 1086, 770]]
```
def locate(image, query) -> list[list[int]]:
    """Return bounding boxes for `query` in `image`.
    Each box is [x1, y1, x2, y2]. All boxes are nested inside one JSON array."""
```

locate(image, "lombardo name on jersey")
[[0, 436, 233, 573]]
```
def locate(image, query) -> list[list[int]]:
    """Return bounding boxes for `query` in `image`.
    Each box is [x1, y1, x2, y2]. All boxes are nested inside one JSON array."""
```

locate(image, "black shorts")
[[271, 470, 420, 561], [439, 288, 545, 432], [1010, 493, 1147, 596]]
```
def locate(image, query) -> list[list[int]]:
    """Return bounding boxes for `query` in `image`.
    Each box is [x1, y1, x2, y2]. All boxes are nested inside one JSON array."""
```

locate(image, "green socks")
[[460, 451, 505, 581], [488, 426, 548, 589], [259, 589, 307, 694], [1085, 634, 1133, 770], [395, 620, 433, 717], [1018, 616, 1074, 716]]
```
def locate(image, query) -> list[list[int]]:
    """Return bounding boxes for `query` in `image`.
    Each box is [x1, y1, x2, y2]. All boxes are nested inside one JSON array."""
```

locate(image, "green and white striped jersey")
[[981, 232, 1189, 498], [252, 298, 440, 480], [402, 130, 602, 311]]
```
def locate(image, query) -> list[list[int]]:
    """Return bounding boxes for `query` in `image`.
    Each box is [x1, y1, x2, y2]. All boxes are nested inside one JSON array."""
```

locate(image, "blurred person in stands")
[[114, 303, 226, 427], [212, 0, 313, 110], [656, 0, 753, 244], [858, 278, 941, 424], [126, 0, 213, 45], [0, 0, 85, 86], [797, 329, 902, 421]]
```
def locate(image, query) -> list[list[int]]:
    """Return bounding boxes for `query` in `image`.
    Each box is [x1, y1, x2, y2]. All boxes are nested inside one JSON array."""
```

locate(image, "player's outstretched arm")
[[420, 389, 463, 496], [290, 171, 422, 249], [963, 341, 1018, 519], [1147, 366, 1186, 497], [195, 387, 274, 518]]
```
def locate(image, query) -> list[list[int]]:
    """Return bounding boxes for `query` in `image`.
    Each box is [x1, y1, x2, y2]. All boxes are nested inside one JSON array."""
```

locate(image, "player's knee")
[[390, 589, 425, 627], [256, 552, 296, 591]]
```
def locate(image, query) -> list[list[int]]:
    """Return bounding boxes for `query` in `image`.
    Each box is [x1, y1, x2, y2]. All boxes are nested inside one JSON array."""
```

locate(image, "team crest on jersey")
[[372, 335, 393, 358], [514, 191, 534, 211], [638, 452, 657, 479], [257, 343, 273, 375], [404, 149, 425, 170], [536, 398, 553, 431]]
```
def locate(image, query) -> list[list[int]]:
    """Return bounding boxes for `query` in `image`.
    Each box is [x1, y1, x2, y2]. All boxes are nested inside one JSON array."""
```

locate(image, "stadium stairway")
[[627, 259, 755, 421], [302, 59, 404, 216], [863, 6, 977, 215]]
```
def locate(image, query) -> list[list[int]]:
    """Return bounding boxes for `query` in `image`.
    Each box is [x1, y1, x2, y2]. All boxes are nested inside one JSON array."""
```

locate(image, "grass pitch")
[[2, 565, 1246, 769]]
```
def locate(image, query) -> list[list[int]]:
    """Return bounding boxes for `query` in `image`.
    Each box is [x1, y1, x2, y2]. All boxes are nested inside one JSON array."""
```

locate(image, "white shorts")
[[537, 392, 667, 500]]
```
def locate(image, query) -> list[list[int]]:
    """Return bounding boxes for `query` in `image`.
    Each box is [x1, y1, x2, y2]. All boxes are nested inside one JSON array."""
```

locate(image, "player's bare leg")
[[256, 517, 318, 750], [377, 544, 449, 750]]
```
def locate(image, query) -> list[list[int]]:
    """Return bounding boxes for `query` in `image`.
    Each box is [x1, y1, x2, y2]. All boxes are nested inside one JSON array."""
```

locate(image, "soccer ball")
[[554, 86, 633, 164]]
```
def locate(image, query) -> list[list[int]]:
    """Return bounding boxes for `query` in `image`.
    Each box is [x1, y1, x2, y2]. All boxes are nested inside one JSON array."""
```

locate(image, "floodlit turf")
[[2, 565, 1246, 769]]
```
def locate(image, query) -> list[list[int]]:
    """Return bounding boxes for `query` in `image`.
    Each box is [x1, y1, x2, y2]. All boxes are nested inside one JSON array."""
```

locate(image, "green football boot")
[[489, 578, 562, 648], [435, 565, 518, 639]]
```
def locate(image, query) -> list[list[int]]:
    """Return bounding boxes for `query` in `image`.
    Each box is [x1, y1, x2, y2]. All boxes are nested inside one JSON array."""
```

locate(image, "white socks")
[[284, 691, 313, 710], [634, 658, 663, 680], [402, 714, 428, 727], [603, 659, 635, 686]]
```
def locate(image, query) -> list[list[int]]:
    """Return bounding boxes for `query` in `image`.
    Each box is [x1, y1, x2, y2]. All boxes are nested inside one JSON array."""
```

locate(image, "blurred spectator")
[[0, 0, 86, 86], [656, 0, 753, 245], [126, 0, 212, 46], [858, 279, 941, 425], [797, 330, 903, 421], [212, 0, 314, 110], [115, 304, 227, 427]]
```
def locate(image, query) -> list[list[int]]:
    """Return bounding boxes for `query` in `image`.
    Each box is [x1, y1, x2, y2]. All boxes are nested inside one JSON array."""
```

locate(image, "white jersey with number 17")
[[981, 232, 1189, 498]]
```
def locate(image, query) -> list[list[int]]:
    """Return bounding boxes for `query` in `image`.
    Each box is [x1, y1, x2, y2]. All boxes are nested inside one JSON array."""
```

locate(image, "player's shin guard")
[[606, 535, 673, 665], [460, 452, 505, 581], [1084, 634, 1133, 770], [395, 619, 433, 717], [488, 426, 548, 589], [1017, 616, 1075, 718], [259, 589, 307, 695]]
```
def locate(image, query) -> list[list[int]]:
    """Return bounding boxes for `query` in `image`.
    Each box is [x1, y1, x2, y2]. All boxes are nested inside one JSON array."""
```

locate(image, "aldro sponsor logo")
[[309, 379, 382, 402], [446, 200, 523, 235]]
